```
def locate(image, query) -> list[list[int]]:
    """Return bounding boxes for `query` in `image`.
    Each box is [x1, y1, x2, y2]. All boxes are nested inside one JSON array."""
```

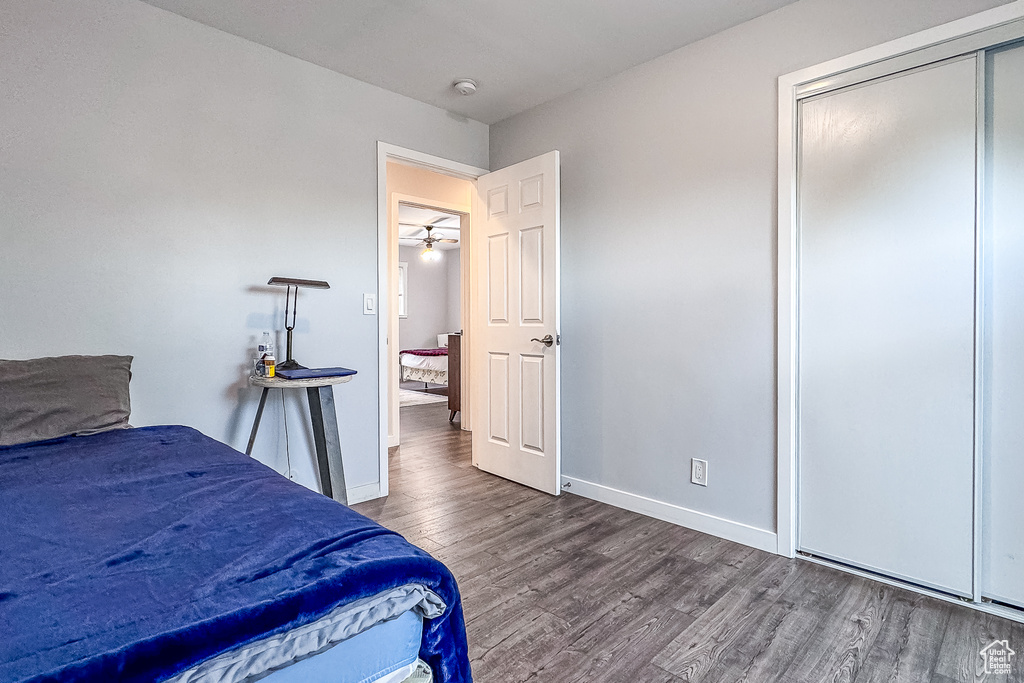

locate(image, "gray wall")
[[0, 0, 487, 497], [446, 250, 462, 334], [398, 246, 457, 351], [490, 0, 1009, 533]]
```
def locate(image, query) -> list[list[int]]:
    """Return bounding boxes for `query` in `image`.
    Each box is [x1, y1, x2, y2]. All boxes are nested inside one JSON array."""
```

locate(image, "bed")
[[0, 355, 472, 683], [399, 348, 448, 386]]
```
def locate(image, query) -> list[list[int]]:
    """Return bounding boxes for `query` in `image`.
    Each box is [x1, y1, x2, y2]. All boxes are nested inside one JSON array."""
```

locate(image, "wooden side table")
[[246, 373, 354, 504]]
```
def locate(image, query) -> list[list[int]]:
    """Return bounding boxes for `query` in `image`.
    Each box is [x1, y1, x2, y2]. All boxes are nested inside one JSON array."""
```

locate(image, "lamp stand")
[[266, 277, 330, 372], [277, 286, 305, 370], [277, 327, 304, 370]]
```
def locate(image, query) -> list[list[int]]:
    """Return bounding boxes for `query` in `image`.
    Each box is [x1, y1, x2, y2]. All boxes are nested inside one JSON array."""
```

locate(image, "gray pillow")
[[0, 355, 133, 447]]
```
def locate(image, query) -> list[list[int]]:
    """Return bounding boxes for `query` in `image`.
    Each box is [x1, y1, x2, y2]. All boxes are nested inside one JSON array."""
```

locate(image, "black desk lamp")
[[268, 277, 330, 370]]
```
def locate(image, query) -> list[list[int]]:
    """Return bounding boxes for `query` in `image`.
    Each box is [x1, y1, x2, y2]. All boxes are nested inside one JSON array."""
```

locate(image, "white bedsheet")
[[399, 354, 447, 373]]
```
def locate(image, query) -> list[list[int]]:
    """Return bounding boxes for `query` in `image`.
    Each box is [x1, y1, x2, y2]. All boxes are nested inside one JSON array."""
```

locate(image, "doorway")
[[376, 142, 563, 500], [376, 143, 487, 496], [395, 202, 464, 423]]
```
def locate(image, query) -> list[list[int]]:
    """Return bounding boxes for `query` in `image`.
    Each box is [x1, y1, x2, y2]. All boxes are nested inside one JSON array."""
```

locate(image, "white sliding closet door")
[[983, 41, 1024, 609], [798, 57, 978, 596]]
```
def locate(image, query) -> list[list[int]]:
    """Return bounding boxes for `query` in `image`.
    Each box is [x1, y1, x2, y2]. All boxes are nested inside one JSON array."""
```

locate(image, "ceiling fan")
[[399, 221, 458, 261], [399, 222, 459, 246]]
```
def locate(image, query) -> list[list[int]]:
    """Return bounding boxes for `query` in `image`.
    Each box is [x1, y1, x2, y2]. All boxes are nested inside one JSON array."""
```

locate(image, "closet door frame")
[[776, 2, 1024, 620]]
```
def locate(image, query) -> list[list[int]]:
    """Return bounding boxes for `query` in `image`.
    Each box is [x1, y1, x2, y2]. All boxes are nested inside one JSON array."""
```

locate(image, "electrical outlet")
[[691, 458, 708, 487]]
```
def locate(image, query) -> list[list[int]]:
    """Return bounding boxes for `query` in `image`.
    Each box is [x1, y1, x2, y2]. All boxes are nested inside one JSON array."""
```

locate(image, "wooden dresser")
[[447, 333, 461, 422]]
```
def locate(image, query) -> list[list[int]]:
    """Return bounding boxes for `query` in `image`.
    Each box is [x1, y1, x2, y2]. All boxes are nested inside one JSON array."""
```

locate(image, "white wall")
[[0, 0, 487, 500], [490, 0, 1010, 540], [398, 246, 455, 351]]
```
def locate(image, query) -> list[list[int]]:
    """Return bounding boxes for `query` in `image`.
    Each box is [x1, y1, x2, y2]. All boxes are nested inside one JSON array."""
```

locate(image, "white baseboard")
[[562, 476, 778, 554], [346, 482, 381, 505], [387, 434, 399, 448]]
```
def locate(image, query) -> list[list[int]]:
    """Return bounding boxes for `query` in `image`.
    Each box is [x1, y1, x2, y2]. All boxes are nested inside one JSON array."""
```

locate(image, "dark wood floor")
[[354, 404, 1024, 683]]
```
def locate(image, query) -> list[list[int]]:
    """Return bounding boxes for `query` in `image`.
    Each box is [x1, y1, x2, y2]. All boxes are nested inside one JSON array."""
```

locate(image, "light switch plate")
[[363, 294, 376, 315]]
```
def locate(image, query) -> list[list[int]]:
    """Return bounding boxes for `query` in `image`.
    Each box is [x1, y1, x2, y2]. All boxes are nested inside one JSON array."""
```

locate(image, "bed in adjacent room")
[[399, 348, 448, 386], [0, 355, 471, 683]]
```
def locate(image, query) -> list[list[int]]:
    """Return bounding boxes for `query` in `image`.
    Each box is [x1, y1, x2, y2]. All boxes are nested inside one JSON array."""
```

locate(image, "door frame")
[[776, 2, 1024, 620], [376, 142, 488, 495]]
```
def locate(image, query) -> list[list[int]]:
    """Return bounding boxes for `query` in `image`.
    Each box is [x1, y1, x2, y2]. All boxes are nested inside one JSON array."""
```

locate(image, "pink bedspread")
[[400, 348, 448, 357]]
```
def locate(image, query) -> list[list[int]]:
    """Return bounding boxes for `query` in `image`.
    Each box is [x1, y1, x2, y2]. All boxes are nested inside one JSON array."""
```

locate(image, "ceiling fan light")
[[421, 245, 442, 262]]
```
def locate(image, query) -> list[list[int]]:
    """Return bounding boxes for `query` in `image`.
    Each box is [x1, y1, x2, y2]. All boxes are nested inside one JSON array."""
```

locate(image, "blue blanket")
[[0, 426, 471, 682]]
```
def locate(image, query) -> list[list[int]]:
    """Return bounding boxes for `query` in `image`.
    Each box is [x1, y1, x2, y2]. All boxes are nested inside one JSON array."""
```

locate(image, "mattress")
[[248, 610, 426, 683], [0, 426, 471, 683], [400, 353, 448, 386], [171, 585, 440, 683]]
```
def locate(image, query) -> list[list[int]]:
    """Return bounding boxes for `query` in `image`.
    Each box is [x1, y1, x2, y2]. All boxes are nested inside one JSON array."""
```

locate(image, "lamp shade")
[[267, 277, 330, 289]]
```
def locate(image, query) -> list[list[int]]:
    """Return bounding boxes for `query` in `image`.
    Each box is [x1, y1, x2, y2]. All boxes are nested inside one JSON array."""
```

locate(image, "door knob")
[[531, 334, 555, 347]]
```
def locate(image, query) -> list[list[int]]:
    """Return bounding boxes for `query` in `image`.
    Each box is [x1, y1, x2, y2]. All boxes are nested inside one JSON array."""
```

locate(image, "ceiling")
[[140, 0, 801, 124], [398, 206, 461, 251]]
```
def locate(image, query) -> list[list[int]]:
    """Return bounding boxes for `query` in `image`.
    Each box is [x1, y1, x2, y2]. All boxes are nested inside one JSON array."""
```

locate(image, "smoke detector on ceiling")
[[452, 78, 478, 96]]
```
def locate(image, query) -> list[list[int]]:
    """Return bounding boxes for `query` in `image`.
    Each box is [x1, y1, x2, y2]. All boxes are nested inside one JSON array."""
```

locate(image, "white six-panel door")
[[471, 152, 561, 495]]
